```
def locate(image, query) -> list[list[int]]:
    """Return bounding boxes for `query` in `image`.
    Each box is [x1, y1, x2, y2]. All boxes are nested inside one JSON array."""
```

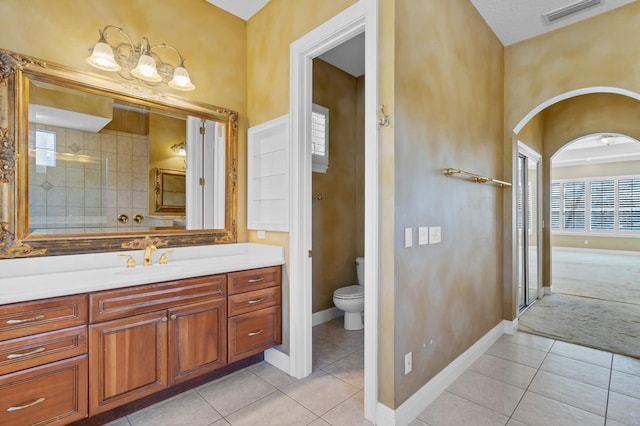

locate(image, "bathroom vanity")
[[0, 244, 284, 425]]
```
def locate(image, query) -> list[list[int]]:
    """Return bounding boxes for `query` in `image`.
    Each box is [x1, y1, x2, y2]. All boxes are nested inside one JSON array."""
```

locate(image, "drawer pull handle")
[[6, 314, 45, 325], [7, 397, 46, 412], [248, 277, 264, 283], [7, 347, 46, 359], [248, 329, 264, 337], [247, 298, 264, 305]]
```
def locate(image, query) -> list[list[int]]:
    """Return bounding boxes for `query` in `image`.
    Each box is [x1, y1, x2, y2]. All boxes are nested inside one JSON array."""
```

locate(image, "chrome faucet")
[[143, 243, 157, 266]]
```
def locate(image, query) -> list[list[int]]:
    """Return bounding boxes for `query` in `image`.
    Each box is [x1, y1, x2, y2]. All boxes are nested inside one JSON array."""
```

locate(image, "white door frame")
[[288, 0, 379, 421]]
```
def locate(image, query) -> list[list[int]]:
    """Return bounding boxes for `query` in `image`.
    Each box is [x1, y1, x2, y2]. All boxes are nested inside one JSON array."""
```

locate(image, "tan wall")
[[311, 59, 364, 313], [392, 0, 504, 407], [0, 0, 249, 241], [505, 2, 640, 311]]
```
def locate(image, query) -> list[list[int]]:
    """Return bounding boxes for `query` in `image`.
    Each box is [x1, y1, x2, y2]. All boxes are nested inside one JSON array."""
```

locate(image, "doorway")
[[517, 143, 542, 312]]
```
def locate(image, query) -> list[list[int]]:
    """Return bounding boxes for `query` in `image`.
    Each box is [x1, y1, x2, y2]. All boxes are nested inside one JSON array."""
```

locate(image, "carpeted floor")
[[519, 248, 640, 359]]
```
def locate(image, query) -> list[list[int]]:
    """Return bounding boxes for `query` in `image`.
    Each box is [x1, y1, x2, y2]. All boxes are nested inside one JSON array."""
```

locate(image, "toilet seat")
[[333, 285, 364, 300]]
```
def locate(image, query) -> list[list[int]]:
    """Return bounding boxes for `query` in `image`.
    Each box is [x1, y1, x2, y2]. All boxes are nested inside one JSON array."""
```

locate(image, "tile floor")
[[106, 319, 640, 426]]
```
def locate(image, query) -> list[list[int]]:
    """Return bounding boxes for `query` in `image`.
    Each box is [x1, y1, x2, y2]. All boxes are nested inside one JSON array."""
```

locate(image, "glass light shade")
[[168, 66, 195, 91], [131, 54, 162, 82], [85, 41, 121, 72]]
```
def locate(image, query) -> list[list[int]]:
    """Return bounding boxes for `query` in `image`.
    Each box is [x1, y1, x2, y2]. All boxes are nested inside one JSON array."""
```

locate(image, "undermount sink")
[[114, 264, 185, 276]]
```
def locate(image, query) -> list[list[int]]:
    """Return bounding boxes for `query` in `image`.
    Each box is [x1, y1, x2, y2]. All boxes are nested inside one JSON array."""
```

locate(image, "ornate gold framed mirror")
[[0, 49, 237, 258], [154, 168, 186, 214]]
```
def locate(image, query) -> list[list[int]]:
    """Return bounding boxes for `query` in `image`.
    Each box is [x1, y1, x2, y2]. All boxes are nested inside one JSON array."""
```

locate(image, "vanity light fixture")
[[86, 25, 196, 91], [171, 141, 187, 156], [599, 134, 616, 146]]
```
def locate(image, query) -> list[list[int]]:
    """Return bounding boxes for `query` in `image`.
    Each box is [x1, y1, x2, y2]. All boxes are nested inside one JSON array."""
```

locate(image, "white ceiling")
[[205, 0, 270, 20], [470, 0, 638, 46], [553, 134, 640, 166]]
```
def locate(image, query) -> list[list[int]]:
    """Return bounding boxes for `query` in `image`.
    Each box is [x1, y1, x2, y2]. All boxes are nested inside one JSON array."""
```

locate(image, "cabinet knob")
[[170, 314, 177, 320], [161, 316, 168, 322]]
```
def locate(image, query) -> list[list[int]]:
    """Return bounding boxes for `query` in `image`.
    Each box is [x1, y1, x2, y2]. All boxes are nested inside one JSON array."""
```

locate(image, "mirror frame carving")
[[0, 48, 238, 258]]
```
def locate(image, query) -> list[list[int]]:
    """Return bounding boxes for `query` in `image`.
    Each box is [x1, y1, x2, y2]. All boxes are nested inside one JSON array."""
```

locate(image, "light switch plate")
[[404, 228, 413, 248], [257, 230, 266, 239], [429, 226, 441, 244], [418, 227, 429, 245]]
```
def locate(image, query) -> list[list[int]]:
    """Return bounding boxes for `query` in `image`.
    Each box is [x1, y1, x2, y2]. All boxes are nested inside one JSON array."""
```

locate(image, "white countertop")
[[0, 243, 285, 305]]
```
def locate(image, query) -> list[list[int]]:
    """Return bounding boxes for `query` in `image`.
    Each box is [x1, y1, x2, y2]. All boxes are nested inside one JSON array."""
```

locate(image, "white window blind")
[[311, 103, 329, 173], [619, 178, 640, 231], [590, 179, 615, 231], [551, 182, 561, 230], [35, 129, 56, 170], [562, 181, 585, 230]]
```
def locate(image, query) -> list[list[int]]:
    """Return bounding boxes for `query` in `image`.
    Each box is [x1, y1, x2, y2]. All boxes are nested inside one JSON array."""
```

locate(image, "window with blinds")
[[562, 181, 585, 230], [590, 179, 615, 230], [619, 178, 640, 231], [311, 103, 329, 173], [552, 176, 640, 234]]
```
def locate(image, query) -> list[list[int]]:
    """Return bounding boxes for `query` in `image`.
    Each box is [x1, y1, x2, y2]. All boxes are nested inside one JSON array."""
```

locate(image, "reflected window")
[[35, 129, 56, 170], [311, 103, 329, 173]]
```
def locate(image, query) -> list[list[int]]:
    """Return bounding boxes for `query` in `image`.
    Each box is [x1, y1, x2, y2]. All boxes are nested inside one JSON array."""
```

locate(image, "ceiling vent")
[[543, 0, 602, 24]]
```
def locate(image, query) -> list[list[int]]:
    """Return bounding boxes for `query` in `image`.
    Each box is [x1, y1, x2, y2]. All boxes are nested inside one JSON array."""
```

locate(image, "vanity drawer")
[[228, 266, 281, 295], [228, 306, 281, 363], [228, 286, 281, 317], [0, 325, 87, 376], [0, 355, 88, 426], [0, 295, 88, 341], [89, 274, 226, 322]]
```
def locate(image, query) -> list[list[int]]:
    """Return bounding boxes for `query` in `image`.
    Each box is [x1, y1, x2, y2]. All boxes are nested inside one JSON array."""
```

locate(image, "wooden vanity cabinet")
[[228, 266, 282, 363], [0, 295, 89, 425], [88, 274, 227, 415]]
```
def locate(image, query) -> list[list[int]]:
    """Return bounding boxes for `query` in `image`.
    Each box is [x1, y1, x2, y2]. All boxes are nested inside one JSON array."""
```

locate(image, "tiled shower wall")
[[28, 125, 149, 234]]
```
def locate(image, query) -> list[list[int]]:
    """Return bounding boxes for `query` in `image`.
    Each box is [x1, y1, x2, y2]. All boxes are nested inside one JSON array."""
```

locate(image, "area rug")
[[519, 293, 640, 359]]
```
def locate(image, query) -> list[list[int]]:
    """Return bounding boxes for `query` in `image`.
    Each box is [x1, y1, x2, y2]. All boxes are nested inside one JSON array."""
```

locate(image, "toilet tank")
[[355, 257, 364, 285]]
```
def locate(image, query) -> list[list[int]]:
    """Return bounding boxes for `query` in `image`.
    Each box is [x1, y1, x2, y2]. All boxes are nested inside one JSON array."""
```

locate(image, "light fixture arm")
[[98, 25, 136, 53]]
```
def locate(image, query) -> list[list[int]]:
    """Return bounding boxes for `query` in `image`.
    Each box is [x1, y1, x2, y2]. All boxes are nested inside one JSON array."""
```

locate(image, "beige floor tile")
[[612, 354, 640, 377], [549, 341, 612, 368], [505, 420, 528, 426], [282, 370, 359, 416], [485, 341, 548, 368], [603, 420, 626, 426], [250, 361, 299, 389], [208, 419, 230, 426], [128, 390, 221, 426], [105, 418, 131, 426], [321, 391, 372, 426], [197, 370, 276, 416], [312, 339, 354, 369], [499, 332, 555, 352], [468, 354, 537, 389], [610, 369, 640, 399], [308, 418, 331, 425], [225, 391, 317, 426], [417, 391, 509, 426], [408, 419, 429, 426], [512, 392, 604, 426], [607, 391, 640, 425], [447, 371, 525, 416], [528, 370, 608, 416], [321, 351, 365, 389], [539, 353, 611, 389]]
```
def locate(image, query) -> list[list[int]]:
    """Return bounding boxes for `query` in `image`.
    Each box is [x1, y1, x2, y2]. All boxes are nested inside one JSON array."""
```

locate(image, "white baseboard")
[[553, 246, 640, 257], [264, 348, 291, 375], [503, 317, 519, 334], [312, 307, 343, 326], [375, 320, 508, 426], [543, 286, 552, 295]]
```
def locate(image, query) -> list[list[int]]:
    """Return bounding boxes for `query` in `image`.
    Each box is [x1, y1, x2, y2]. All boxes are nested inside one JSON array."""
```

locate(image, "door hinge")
[[200, 126, 206, 135], [308, 250, 312, 258], [199, 177, 205, 186]]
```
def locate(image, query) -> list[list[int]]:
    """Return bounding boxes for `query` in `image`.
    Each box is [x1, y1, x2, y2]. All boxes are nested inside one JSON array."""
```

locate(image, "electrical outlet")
[[257, 230, 266, 239], [405, 352, 412, 375], [429, 226, 441, 244]]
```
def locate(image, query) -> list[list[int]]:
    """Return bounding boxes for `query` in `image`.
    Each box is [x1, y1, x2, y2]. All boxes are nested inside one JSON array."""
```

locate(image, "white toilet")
[[333, 257, 365, 330]]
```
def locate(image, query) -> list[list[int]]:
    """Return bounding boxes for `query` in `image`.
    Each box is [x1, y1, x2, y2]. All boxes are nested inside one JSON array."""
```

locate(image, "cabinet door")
[[89, 311, 167, 415], [168, 299, 227, 385]]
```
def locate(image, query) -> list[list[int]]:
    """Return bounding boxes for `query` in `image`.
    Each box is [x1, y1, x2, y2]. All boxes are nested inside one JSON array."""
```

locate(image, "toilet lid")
[[334, 285, 364, 299]]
